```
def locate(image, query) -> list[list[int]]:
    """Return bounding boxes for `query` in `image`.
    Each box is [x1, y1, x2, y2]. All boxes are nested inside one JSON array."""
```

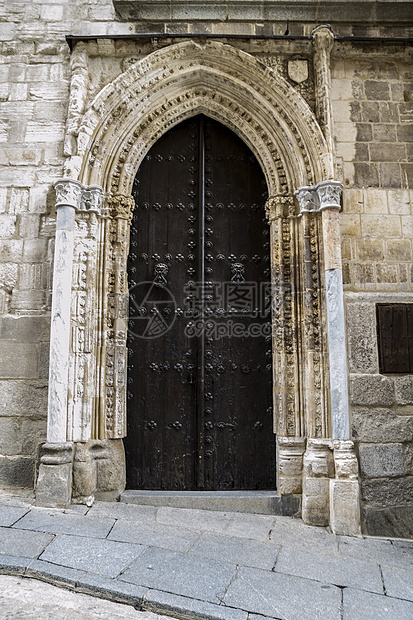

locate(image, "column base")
[[302, 438, 334, 527], [329, 440, 361, 536], [276, 436, 306, 495], [35, 442, 73, 508]]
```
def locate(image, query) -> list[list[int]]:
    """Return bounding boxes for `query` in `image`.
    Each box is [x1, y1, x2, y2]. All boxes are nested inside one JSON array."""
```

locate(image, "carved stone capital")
[[265, 194, 294, 221], [295, 180, 342, 214], [55, 178, 83, 210], [55, 179, 105, 215], [295, 186, 319, 214], [109, 194, 135, 222], [316, 180, 342, 211], [311, 25, 335, 54], [80, 185, 105, 214]]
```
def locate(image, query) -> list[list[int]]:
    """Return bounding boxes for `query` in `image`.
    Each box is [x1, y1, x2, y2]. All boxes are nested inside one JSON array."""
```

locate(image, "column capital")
[[295, 185, 319, 214], [80, 185, 105, 214], [265, 194, 294, 221], [295, 180, 342, 214], [55, 179, 105, 215], [317, 180, 343, 211], [109, 193, 135, 222], [55, 178, 83, 209]]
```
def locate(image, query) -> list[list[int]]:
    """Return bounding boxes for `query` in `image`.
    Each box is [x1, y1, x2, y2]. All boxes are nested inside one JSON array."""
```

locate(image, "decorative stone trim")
[[294, 180, 342, 213]]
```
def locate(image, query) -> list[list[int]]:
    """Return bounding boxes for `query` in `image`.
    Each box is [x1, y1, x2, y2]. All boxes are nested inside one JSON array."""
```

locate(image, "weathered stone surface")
[[188, 531, 279, 570], [346, 303, 378, 373], [144, 590, 248, 620], [359, 443, 405, 478], [0, 526, 53, 558], [40, 534, 147, 578], [329, 479, 361, 537], [14, 509, 114, 539], [350, 375, 396, 407], [0, 456, 34, 488], [274, 546, 382, 593], [120, 547, 237, 604], [361, 476, 413, 509], [223, 566, 341, 620], [363, 504, 413, 538], [108, 519, 200, 553], [396, 376, 413, 405], [343, 587, 413, 620], [352, 407, 413, 443]]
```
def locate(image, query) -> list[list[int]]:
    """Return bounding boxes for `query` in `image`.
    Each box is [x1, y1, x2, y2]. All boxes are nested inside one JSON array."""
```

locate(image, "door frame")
[[40, 40, 358, 529]]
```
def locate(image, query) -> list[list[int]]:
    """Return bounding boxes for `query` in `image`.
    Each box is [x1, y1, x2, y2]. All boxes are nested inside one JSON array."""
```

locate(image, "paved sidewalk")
[[0, 491, 412, 620]]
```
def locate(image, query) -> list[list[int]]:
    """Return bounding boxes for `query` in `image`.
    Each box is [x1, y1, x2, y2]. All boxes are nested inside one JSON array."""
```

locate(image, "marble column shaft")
[[47, 180, 81, 443]]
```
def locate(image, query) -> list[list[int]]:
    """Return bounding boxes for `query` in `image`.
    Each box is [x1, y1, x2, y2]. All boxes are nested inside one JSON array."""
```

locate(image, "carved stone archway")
[[37, 38, 360, 535]]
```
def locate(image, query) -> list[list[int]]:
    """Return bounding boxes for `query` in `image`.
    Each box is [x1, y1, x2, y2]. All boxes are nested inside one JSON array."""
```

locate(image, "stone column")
[[295, 186, 331, 526], [266, 195, 306, 499], [36, 178, 82, 507], [311, 24, 361, 535], [295, 181, 360, 534]]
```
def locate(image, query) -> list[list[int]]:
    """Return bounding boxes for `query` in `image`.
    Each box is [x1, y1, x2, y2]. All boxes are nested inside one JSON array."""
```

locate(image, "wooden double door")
[[125, 115, 275, 490]]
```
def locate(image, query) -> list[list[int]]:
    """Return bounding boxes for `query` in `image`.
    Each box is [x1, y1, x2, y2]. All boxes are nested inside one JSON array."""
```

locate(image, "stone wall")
[[1, 0, 412, 536], [331, 49, 413, 536]]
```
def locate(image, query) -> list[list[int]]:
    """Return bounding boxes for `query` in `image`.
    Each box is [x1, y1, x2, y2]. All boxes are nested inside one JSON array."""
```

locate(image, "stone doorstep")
[[120, 490, 300, 516]]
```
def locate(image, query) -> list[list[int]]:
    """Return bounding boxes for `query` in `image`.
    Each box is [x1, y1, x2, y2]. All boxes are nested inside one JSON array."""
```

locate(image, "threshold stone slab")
[[121, 490, 286, 515]]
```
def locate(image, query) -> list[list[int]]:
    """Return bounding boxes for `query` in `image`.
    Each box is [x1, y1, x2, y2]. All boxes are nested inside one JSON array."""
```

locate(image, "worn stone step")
[[120, 490, 300, 516]]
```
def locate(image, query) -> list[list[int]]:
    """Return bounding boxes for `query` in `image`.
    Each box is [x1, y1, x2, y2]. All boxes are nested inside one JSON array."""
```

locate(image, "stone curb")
[[0, 558, 268, 620]]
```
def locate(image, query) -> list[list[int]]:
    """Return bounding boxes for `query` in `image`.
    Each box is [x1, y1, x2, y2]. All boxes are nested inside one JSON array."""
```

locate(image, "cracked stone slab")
[[223, 566, 341, 620], [27, 559, 85, 586], [268, 517, 339, 554], [343, 587, 413, 619], [77, 573, 148, 605], [274, 546, 384, 594], [13, 509, 115, 539], [87, 501, 157, 522], [0, 554, 31, 574], [108, 519, 200, 553], [0, 505, 30, 527], [0, 526, 54, 558], [144, 589, 248, 620], [338, 536, 413, 570], [120, 546, 237, 604], [223, 513, 276, 542], [39, 534, 147, 578], [381, 564, 413, 602], [189, 532, 280, 570]]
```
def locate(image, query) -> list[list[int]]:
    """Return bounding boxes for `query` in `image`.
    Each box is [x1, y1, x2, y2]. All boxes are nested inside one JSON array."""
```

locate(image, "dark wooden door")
[[126, 115, 275, 490]]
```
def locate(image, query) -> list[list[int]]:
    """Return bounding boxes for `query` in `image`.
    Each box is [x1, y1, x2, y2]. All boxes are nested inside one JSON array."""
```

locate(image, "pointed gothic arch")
[[75, 40, 331, 195]]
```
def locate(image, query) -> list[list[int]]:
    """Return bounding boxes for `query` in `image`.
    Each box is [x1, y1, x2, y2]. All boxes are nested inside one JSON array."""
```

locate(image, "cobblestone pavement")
[[0, 491, 412, 620]]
